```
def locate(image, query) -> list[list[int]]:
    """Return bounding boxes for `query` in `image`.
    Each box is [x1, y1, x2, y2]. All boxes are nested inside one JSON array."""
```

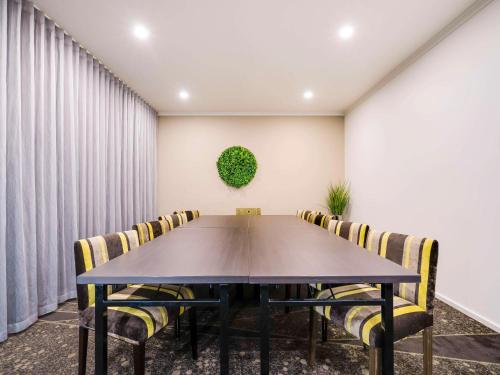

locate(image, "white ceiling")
[[34, 0, 475, 115]]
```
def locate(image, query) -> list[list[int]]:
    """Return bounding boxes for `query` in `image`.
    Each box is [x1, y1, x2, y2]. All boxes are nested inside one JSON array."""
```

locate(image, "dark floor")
[[1, 286, 499, 375]]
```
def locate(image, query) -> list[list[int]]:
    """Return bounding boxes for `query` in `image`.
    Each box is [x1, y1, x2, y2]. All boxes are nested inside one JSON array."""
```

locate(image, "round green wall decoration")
[[217, 146, 257, 188]]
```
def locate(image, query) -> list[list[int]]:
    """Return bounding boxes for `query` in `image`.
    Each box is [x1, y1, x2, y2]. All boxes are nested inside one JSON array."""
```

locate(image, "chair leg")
[[369, 347, 381, 375], [321, 316, 328, 342], [285, 285, 291, 313], [133, 342, 146, 375], [296, 284, 301, 298], [78, 327, 88, 375], [189, 307, 198, 360], [254, 284, 260, 300], [423, 326, 433, 375], [308, 307, 318, 367]]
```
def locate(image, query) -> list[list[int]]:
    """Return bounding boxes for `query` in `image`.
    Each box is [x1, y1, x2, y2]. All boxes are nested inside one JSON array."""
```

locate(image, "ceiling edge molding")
[[345, 0, 495, 115], [158, 112, 345, 117]]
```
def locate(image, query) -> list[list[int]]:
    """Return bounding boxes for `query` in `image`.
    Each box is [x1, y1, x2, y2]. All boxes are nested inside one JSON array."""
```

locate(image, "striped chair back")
[[74, 230, 139, 311], [310, 214, 341, 229], [365, 230, 438, 312], [174, 210, 200, 222], [323, 214, 341, 229], [308, 212, 326, 226], [172, 211, 188, 223], [133, 220, 169, 245], [158, 214, 183, 229], [297, 210, 319, 221], [328, 220, 369, 247]]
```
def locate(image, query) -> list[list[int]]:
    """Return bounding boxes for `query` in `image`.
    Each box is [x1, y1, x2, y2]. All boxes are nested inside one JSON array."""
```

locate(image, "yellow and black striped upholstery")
[[133, 220, 169, 245], [172, 211, 189, 224], [296, 209, 319, 222], [327, 220, 369, 248], [315, 232, 438, 347], [324, 214, 342, 229], [174, 210, 200, 222], [74, 231, 195, 345], [307, 212, 323, 225], [158, 214, 183, 229], [74, 230, 139, 310], [308, 213, 341, 229], [79, 284, 194, 345], [365, 231, 438, 310]]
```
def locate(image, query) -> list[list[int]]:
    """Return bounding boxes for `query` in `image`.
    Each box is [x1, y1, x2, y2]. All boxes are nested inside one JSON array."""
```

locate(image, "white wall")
[[157, 116, 344, 215], [345, 2, 500, 331]]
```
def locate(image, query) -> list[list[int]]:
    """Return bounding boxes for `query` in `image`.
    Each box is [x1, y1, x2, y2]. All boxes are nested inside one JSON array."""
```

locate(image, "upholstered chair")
[[309, 213, 340, 228], [132, 220, 169, 245], [311, 230, 438, 375], [296, 210, 319, 222], [174, 210, 200, 222], [327, 219, 370, 248], [318, 214, 341, 229], [74, 230, 197, 374], [185, 210, 200, 220], [158, 214, 183, 229]]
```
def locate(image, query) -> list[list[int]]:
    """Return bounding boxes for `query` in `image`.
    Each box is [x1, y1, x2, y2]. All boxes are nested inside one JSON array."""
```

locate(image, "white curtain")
[[0, 0, 157, 342]]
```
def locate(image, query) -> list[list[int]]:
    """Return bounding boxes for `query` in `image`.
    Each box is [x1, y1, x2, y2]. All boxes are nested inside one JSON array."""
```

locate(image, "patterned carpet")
[[1, 286, 499, 375]]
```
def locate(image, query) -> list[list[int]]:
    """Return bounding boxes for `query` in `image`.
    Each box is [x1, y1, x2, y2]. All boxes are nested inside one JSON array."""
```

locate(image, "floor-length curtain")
[[0, 0, 157, 342]]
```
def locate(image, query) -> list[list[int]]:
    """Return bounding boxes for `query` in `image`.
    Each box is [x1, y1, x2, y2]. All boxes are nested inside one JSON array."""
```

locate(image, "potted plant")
[[326, 181, 350, 220]]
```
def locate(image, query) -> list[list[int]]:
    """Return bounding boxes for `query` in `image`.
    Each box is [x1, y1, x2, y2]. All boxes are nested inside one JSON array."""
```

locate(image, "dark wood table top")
[[77, 227, 249, 284], [179, 215, 312, 229], [179, 215, 250, 228], [248, 219, 420, 284], [77, 215, 420, 285]]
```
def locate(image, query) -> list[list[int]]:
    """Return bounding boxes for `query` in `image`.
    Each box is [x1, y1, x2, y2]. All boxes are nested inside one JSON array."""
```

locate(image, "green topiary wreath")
[[217, 146, 257, 188]]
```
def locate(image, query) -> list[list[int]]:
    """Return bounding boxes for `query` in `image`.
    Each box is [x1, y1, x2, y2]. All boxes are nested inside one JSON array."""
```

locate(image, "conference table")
[[77, 215, 420, 375]]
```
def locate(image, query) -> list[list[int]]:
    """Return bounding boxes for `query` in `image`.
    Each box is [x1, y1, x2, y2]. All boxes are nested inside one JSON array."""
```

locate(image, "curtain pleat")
[[0, 0, 7, 344], [0, 0, 158, 342]]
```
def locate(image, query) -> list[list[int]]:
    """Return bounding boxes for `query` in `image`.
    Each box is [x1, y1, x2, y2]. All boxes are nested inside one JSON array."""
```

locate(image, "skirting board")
[[436, 292, 500, 333]]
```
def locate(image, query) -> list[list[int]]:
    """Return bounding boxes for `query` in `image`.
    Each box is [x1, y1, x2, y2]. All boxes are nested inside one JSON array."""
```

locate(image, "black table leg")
[[219, 284, 229, 375], [260, 284, 270, 375], [381, 283, 394, 375], [95, 284, 108, 375], [254, 285, 260, 300], [284, 284, 291, 313], [236, 284, 244, 300]]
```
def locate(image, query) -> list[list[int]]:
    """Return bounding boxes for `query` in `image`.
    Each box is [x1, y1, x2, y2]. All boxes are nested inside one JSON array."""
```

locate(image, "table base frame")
[[94, 284, 230, 375], [258, 283, 395, 375]]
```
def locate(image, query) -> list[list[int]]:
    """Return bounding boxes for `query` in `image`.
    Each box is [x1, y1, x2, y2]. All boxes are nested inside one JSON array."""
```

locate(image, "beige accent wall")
[[157, 116, 344, 215]]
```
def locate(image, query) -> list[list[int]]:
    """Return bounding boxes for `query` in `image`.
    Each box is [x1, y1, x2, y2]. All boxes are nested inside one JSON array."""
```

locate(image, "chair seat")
[[79, 284, 194, 345], [315, 284, 433, 347]]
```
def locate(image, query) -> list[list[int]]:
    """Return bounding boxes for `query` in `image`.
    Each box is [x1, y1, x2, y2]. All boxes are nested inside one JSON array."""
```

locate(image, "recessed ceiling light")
[[303, 90, 314, 100], [133, 24, 150, 40], [338, 25, 355, 40], [179, 90, 190, 100]]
